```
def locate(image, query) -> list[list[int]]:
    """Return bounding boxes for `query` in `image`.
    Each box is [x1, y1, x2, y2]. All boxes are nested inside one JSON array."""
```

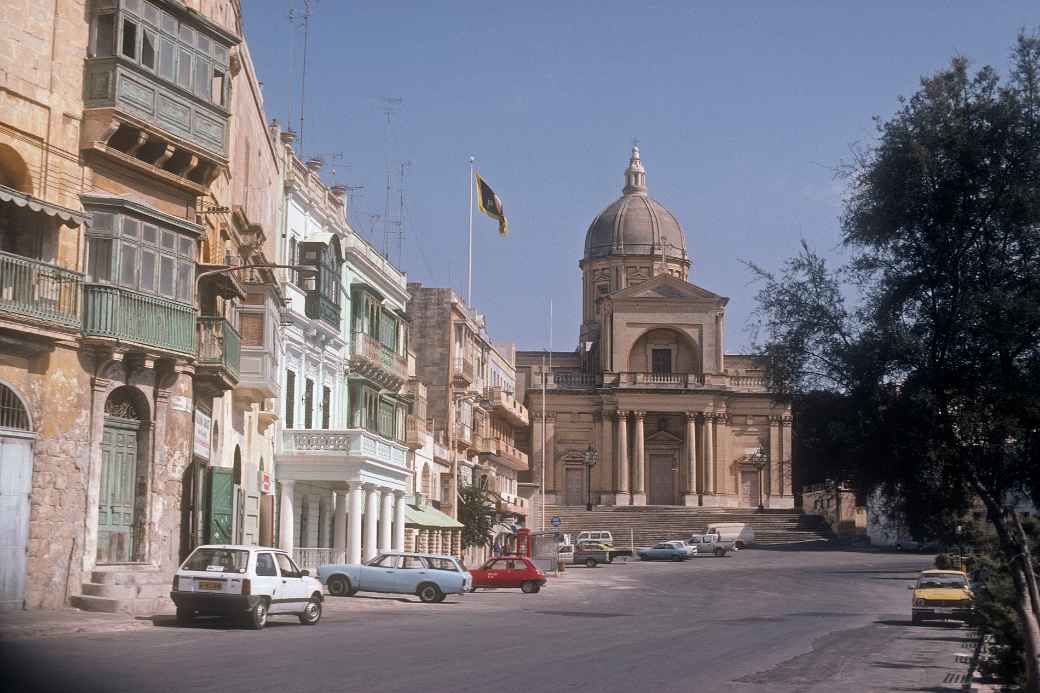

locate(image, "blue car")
[[637, 543, 688, 562], [318, 552, 471, 603]]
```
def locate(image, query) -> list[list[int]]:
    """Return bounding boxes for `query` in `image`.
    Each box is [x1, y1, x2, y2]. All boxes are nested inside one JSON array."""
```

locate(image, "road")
[[2, 548, 973, 692]]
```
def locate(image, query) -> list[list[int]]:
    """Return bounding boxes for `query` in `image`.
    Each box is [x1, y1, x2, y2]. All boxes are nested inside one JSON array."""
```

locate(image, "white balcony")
[[276, 428, 410, 492]]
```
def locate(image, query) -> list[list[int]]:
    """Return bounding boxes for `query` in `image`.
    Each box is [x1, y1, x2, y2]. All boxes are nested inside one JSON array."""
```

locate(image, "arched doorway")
[[98, 386, 150, 563], [0, 382, 34, 609]]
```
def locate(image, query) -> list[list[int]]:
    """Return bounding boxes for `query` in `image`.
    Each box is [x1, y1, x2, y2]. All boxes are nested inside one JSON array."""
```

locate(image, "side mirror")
[[300, 569, 310, 577]]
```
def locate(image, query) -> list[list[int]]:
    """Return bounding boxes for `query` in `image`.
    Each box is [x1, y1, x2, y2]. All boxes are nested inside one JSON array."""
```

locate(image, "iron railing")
[[352, 331, 408, 380], [0, 250, 82, 328], [197, 316, 241, 380], [82, 284, 195, 355], [294, 547, 335, 573]]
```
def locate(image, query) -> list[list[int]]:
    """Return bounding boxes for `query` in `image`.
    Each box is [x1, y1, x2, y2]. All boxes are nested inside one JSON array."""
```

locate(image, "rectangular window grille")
[[304, 378, 314, 430], [322, 386, 331, 430], [285, 371, 295, 429]]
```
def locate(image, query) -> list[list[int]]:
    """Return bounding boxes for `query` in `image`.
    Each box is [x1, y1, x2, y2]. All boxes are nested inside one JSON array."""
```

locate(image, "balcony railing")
[[0, 251, 82, 328], [454, 421, 472, 446], [484, 386, 529, 427], [197, 316, 241, 381], [453, 356, 474, 383], [280, 428, 409, 469], [480, 437, 529, 472], [544, 371, 758, 390], [82, 284, 195, 355], [496, 495, 527, 516], [405, 414, 427, 450], [351, 332, 408, 382]]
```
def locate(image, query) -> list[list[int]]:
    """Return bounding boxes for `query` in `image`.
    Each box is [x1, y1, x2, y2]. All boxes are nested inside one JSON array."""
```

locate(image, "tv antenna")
[[378, 97, 402, 259], [287, 0, 316, 154]]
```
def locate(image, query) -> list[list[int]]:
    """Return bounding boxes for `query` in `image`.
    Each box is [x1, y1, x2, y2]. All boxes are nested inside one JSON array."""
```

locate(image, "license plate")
[[198, 580, 222, 591]]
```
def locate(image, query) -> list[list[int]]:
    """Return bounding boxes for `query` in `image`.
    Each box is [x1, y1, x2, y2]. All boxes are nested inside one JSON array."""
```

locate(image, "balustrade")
[[197, 316, 241, 380], [82, 284, 195, 355], [0, 251, 82, 328]]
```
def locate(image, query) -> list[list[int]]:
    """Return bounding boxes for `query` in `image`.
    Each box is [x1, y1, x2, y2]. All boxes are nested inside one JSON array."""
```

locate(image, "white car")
[[706, 523, 755, 549], [666, 540, 698, 558], [576, 530, 614, 545], [171, 545, 324, 629]]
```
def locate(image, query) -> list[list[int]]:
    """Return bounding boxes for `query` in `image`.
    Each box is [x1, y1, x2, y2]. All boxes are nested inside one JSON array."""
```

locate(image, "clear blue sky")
[[244, 1, 1037, 353]]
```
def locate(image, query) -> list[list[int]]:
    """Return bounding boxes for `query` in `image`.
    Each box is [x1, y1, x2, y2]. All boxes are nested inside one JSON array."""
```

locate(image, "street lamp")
[[583, 444, 598, 512]]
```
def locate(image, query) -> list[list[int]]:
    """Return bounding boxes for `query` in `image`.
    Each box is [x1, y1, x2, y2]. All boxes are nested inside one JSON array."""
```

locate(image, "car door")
[[471, 560, 492, 588], [253, 551, 279, 603], [274, 552, 309, 612], [484, 559, 510, 587], [396, 555, 429, 593], [362, 554, 400, 593]]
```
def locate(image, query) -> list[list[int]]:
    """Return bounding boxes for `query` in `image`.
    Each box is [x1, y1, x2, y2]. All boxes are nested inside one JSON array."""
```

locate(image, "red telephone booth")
[[515, 528, 533, 558]]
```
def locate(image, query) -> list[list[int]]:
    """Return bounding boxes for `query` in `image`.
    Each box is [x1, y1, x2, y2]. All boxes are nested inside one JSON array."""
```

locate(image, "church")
[[516, 146, 793, 510]]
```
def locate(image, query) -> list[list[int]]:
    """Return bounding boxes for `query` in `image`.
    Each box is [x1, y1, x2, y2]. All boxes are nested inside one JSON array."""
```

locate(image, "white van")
[[576, 530, 613, 546], [706, 523, 754, 549]]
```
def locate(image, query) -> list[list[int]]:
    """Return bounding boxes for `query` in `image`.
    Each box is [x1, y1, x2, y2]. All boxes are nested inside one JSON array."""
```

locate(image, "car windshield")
[[918, 575, 967, 589], [183, 548, 249, 573]]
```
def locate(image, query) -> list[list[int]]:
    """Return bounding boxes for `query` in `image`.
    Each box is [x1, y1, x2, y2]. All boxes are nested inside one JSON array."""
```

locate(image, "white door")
[[0, 436, 33, 610], [252, 551, 280, 610], [274, 552, 310, 612]]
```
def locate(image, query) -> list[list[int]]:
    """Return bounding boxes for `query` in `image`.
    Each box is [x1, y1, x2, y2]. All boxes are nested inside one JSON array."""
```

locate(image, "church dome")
[[583, 146, 687, 261]]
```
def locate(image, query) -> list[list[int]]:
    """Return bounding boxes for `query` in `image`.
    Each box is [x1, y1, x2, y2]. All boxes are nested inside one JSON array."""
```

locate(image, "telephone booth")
[[515, 528, 533, 558]]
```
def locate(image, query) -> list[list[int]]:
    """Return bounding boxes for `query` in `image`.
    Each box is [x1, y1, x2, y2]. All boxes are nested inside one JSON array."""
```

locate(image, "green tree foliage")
[[748, 32, 1040, 691], [457, 483, 497, 550]]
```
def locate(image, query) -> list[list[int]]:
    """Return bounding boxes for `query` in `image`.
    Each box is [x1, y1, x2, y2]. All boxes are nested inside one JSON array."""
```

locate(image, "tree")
[[457, 483, 498, 550], [748, 32, 1040, 691]]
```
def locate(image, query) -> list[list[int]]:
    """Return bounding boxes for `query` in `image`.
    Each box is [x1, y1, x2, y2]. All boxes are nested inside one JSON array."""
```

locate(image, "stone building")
[[517, 147, 793, 515], [407, 284, 530, 563]]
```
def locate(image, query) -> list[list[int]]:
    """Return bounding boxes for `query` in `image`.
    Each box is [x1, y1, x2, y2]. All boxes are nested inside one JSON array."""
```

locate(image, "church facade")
[[517, 147, 793, 510]]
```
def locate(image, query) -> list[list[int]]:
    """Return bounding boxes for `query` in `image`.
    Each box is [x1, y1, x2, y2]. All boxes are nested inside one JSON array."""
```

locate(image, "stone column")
[[333, 490, 347, 563], [316, 495, 329, 548], [599, 408, 614, 502], [279, 480, 295, 555], [781, 416, 793, 497], [683, 412, 699, 506], [348, 484, 364, 564], [768, 416, 781, 500], [631, 411, 646, 505], [615, 411, 630, 504], [703, 414, 715, 499], [379, 489, 394, 552], [393, 493, 407, 551], [305, 495, 320, 547], [364, 485, 380, 560]]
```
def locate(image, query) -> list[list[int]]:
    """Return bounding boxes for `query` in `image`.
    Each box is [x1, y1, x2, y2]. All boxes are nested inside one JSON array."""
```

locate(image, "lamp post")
[[583, 444, 598, 512]]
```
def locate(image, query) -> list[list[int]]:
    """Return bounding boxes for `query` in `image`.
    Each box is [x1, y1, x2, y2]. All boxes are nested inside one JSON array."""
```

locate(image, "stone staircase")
[[70, 565, 173, 616], [544, 505, 833, 548]]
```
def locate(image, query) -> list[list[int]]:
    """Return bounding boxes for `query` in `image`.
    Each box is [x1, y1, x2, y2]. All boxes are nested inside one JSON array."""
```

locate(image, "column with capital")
[[631, 411, 646, 505], [333, 490, 347, 563], [348, 484, 364, 564], [393, 493, 406, 551], [598, 409, 614, 504], [702, 413, 715, 501], [364, 485, 380, 561], [781, 415, 793, 499], [683, 412, 699, 506], [379, 489, 394, 552], [768, 416, 781, 502], [614, 411, 630, 505], [278, 480, 296, 555]]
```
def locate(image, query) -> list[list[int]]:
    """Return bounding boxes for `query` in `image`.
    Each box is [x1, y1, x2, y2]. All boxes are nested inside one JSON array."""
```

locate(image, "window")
[[183, 547, 248, 573], [255, 553, 277, 577], [651, 348, 672, 374], [94, 14, 115, 57], [158, 38, 175, 80], [377, 400, 394, 439], [176, 47, 192, 89], [427, 558, 461, 572], [211, 67, 225, 107], [121, 18, 138, 59], [368, 554, 399, 568], [141, 29, 156, 69], [88, 238, 114, 282], [193, 56, 209, 99], [304, 378, 314, 429], [401, 556, 425, 570], [275, 553, 302, 578], [321, 386, 331, 429], [284, 370, 296, 428]]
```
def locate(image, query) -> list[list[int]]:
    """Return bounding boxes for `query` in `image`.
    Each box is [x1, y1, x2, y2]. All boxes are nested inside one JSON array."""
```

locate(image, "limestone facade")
[[517, 147, 793, 511]]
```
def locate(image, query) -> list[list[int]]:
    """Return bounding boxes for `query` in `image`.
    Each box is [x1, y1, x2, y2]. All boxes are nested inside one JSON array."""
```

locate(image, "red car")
[[469, 556, 547, 593]]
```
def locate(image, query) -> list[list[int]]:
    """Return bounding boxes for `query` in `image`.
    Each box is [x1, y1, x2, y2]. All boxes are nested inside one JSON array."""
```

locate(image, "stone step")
[[70, 594, 122, 613], [80, 582, 134, 599]]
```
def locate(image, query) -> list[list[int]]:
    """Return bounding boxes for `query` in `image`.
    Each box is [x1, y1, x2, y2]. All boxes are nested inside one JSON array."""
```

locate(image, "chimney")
[[280, 128, 297, 146], [330, 183, 347, 200], [306, 157, 323, 173]]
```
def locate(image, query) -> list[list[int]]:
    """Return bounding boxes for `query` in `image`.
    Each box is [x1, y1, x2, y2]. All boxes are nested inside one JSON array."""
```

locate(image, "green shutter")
[[208, 467, 234, 544]]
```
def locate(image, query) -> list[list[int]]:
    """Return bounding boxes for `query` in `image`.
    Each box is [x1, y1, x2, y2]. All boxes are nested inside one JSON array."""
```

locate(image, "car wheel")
[[735, 541, 745, 550], [911, 614, 921, 625], [246, 599, 268, 630], [327, 575, 352, 597], [671, 554, 682, 562], [175, 607, 193, 626], [584, 558, 597, 568], [469, 586, 477, 593], [521, 581, 540, 594], [417, 583, 443, 604], [298, 595, 322, 625], [714, 548, 722, 557]]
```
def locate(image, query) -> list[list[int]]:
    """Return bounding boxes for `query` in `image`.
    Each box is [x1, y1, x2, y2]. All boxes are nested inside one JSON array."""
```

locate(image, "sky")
[[243, 1, 1037, 353]]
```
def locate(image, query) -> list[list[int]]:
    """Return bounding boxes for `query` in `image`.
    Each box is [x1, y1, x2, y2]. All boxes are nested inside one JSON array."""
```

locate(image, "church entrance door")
[[564, 467, 584, 506], [740, 470, 761, 507], [648, 454, 675, 505]]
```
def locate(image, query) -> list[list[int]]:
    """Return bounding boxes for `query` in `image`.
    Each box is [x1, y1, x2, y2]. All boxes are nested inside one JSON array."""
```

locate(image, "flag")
[[475, 172, 508, 236]]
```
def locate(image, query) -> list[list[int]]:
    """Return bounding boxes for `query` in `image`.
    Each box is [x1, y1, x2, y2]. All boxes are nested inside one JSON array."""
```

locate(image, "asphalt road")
[[2, 548, 973, 693]]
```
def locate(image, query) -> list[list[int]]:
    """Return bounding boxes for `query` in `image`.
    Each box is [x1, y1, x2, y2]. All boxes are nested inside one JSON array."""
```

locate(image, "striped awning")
[[0, 185, 88, 228]]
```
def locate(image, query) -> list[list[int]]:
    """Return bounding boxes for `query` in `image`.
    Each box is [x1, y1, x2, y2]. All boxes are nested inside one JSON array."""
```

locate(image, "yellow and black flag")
[[475, 172, 508, 236]]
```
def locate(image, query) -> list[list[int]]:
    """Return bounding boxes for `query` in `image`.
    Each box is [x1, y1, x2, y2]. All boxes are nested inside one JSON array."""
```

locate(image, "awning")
[[0, 185, 88, 228], [405, 504, 464, 529]]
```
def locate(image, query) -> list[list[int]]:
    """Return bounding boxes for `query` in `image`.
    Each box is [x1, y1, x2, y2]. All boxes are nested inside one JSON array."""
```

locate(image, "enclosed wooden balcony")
[[452, 356, 474, 386], [483, 386, 529, 428], [405, 414, 426, 450], [82, 284, 195, 356], [349, 332, 408, 389], [479, 437, 529, 472], [0, 251, 82, 330], [195, 316, 240, 394]]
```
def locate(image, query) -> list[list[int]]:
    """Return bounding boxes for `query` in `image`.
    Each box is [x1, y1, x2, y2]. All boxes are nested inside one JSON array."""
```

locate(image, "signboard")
[[261, 472, 272, 495], [550, 516, 561, 527], [171, 395, 191, 413], [193, 409, 212, 460]]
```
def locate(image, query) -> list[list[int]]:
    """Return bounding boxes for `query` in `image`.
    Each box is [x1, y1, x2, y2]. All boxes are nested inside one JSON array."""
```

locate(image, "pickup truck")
[[687, 533, 735, 556], [559, 544, 614, 567]]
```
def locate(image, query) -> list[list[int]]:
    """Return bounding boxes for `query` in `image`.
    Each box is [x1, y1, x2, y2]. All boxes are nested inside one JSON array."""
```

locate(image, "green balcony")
[[82, 283, 195, 355], [0, 250, 82, 329], [197, 316, 241, 383]]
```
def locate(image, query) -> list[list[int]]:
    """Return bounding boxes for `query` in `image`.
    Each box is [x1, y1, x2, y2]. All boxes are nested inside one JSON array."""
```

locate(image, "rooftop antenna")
[[344, 184, 365, 228], [397, 160, 412, 269], [297, 0, 315, 154], [379, 97, 402, 259]]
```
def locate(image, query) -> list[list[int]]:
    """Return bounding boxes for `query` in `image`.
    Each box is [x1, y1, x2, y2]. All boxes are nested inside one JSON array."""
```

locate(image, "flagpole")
[[540, 351, 546, 533], [467, 156, 474, 306]]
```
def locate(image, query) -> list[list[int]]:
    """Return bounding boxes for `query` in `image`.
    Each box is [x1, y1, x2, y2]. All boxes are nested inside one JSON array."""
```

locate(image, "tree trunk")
[[1013, 512, 1040, 622]]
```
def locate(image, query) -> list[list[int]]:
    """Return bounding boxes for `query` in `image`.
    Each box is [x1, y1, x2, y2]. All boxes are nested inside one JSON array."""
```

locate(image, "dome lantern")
[[623, 144, 647, 195]]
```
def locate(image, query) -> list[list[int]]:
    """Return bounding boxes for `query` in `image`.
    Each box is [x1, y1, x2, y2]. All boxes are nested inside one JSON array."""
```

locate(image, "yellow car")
[[909, 569, 974, 624]]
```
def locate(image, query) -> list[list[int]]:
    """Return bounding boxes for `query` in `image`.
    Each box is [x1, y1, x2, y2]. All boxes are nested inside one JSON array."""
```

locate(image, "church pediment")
[[645, 429, 682, 446], [611, 274, 728, 304]]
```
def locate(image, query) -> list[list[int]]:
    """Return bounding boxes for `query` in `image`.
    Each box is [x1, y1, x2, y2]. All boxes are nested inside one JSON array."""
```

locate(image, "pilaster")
[[631, 411, 646, 505]]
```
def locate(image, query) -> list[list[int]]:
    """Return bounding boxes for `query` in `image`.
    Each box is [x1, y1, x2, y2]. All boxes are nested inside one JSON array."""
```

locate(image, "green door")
[[208, 467, 234, 544], [98, 421, 138, 562]]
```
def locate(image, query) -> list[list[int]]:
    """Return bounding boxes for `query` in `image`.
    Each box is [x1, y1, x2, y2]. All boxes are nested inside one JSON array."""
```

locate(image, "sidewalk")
[[0, 607, 155, 641]]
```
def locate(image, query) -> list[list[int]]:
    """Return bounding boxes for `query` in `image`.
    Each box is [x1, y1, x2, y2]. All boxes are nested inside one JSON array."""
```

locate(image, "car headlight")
[[914, 598, 926, 607]]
